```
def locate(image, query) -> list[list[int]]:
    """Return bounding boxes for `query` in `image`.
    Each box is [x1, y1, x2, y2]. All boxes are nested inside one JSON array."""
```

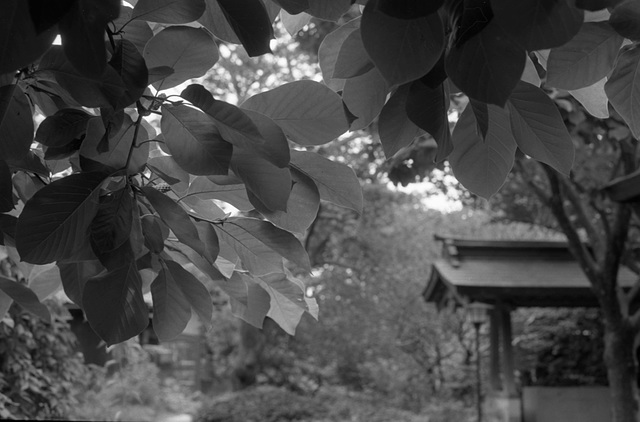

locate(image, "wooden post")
[[490, 307, 501, 392], [499, 305, 517, 396]]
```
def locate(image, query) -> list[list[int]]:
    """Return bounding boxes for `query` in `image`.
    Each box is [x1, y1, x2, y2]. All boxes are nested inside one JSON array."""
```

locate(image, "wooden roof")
[[423, 236, 638, 308]]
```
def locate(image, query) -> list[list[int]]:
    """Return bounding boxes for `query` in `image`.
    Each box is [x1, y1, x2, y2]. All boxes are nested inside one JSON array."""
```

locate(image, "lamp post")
[[467, 302, 491, 422]]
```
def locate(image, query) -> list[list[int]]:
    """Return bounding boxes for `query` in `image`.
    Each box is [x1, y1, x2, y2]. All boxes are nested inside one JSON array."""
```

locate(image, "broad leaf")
[[241, 80, 349, 146], [83, 260, 148, 345], [217, 0, 273, 56], [141, 215, 166, 254], [446, 21, 526, 106], [142, 186, 206, 256], [28, 263, 62, 301], [16, 172, 107, 264], [161, 104, 233, 175], [342, 68, 389, 130], [227, 272, 271, 328], [378, 84, 424, 158], [112, 6, 154, 54], [333, 30, 374, 79], [307, 0, 352, 22], [280, 10, 312, 36], [377, 0, 443, 19], [449, 105, 517, 199], [182, 196, 227, 222], [361, 0, 444, 87], [0, 84, 34, 161], [90, 188, 134, 257], [289, 150, 363, 214], [58, 0, 120, 78], [165, 260, 213, 326], [132, 0, 206, 23], [522, 55, 542, 87], [257, 271, 316, 335], [144, 26, 218, 90], [271, 0, 309, 14], [0, 160, 12, 212], [188, 176, 253, 211], [151, 266, 191, 341], [249, 168, 320, 234], [610, 0, 640, 41], [57, 259, 103, 306], [492, 0, 583, 50], [547, 22, 623, 90], [406, 79, 452, 162], [0, 0, 58, 74], [214, 219, 290, 276], [147, 155, 190, 191], [569, 77, 609, 119], [109, 39, 149, 110], [606, 45, 640, 139], [35, 108, 92, 148], [182, 85, 288, 167], [318, 17, 360, 84], [507, 81, 575, 175], [0, 276, 51, 322]]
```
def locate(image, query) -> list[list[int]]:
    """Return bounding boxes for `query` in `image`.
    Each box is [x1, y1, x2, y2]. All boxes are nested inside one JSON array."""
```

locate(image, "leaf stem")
[[124, 105, 145, 175]]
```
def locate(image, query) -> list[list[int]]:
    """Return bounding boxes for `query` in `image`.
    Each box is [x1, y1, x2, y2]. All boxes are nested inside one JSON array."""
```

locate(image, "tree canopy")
[[1, 0, 639, 345]]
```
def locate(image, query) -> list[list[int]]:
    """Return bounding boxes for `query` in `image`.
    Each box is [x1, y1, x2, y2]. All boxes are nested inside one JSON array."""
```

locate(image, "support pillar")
[[490, 307, 501, 392]]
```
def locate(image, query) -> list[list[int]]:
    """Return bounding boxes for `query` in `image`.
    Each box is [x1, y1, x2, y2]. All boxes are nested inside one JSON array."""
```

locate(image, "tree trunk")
[[602, 312, 639, 422]]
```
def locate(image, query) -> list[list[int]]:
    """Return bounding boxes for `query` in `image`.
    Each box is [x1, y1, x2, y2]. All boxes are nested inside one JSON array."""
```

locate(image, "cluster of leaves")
[[0, 0, 368, 345], [0, 300, 96, 419], [315, 0, 640, 197]]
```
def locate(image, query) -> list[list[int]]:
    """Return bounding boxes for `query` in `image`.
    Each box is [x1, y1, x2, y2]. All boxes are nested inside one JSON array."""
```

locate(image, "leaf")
[[16, 172, 107, 264], [576, 0, 619, 10], [257, 271, 314, 335], [0, 0, 58, 74], [307, 0, 351, 22], [610, 0, 640, 41], [449, 104, 517, 199], [230, 146, 292, 212], [318, 17, 360, 83], [151, 266, 191, 341], [57, 259, 103, 305], [164, 260, 212, 326], [377, 0, 443, 19], [0, 84, 35, 161], [161, 104, 233, 175], [242, 80, 349, 146], [342, 68, 388, 131], [547, 22, 623, 90], [507, 81, 575, 175], [141, 215, 166, 254], [280, 10, 312, 36], [181, 84, 288, 167], [271, 0, 309, 14], [0, 276, 50, 322], [0, 160, 13, 212], [28, 0, 76, 34], [214, 219, 289, 277], [0, 214, 17, 243], [109, 39, 149, 110], [147, 155, 190, 190], [141, 186, 206, 256], [522, 55, 542, 87], [83, 260, 149, 345], [27, 263, 62, 301], [36, 46, 127, 109], [569, 77, 609, 119], [289, 150, 362, 214], [249, 168, 320, 234], [378, 84, 424, 158], [112, 6, 154, 53], [361, 0, 444, 87], [188, 176, 253, 211], [194, 221, 220, 264], [491, 0, 583, 50], [333, 30, 374, 79], [35, 108, 92, 148], [445, 21, 526, 106], [406, 79, 452, 162], [132, 0, 206, 23], [143, 26, 219, 91], [90, 188, 134, 257], [0, 290, 11, 319], [80, 116, 149, 174], [226, 272, 271, 328], [183, 196, 227, 222], [217, 0, 273, 56], [605, 45, 640, 139], [58, 0, 120, 78]]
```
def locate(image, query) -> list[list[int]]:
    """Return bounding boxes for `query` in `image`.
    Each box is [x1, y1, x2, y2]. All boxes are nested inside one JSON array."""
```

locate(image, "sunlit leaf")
[[605, 45, 640, 139], [151, 266, 191, 341], [132, 0, 206, 23], [378, 84, 424, 158], [342, 68, 389, 131]]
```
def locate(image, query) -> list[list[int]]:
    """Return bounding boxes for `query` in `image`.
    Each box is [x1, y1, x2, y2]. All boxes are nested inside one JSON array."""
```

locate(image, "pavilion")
[[423, 235, 638, 422]]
